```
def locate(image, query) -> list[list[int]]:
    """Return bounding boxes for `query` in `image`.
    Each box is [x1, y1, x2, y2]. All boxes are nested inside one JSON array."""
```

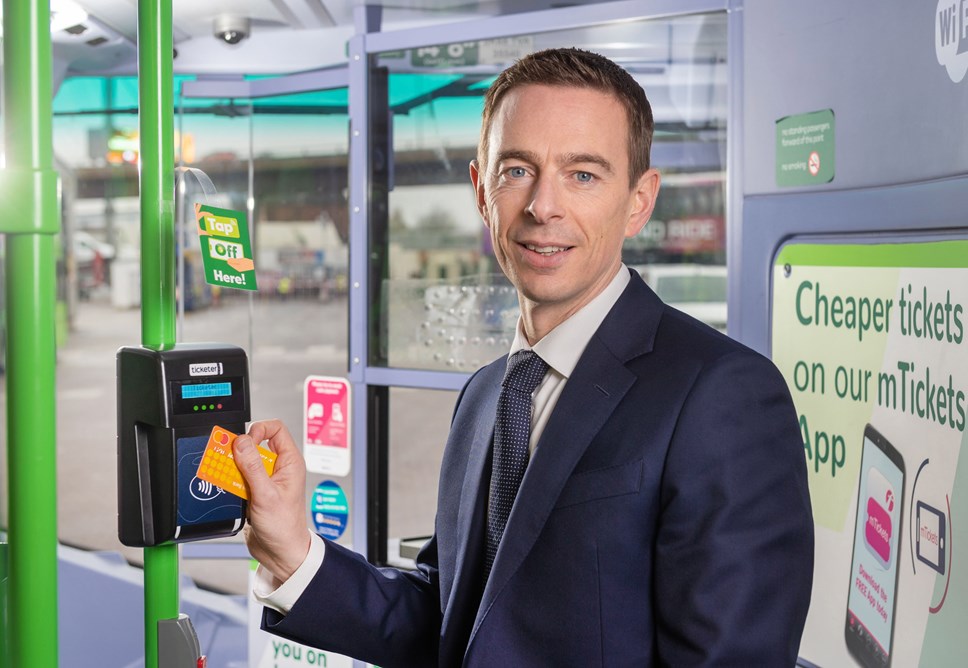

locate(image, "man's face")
[[471, 84, 659, 330]]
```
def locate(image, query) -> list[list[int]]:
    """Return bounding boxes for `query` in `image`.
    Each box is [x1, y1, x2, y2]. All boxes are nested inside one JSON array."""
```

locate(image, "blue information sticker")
[[311, 480, 348, 540]]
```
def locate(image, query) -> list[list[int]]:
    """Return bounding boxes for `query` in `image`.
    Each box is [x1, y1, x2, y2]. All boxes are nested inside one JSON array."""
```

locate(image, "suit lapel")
[[450, 387, 495, 585], [468, 272, 664, 645], [439, 366, 501, 657]]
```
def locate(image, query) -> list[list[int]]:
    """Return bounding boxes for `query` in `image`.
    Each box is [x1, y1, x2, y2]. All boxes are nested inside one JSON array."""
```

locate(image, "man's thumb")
[[233, 435, 267, 487]]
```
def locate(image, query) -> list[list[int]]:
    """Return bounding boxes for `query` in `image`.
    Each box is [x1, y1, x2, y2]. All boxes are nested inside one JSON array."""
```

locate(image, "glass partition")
[[373, 12, 729, 373], [48, 77, 351, 594], [387, 387, 456, 548], [368, 11, 729, 556], [174, 89, 351, 589]]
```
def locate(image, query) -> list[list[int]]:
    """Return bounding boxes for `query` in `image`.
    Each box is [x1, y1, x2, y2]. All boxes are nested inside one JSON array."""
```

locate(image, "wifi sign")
[[936, 0, 968, 81]]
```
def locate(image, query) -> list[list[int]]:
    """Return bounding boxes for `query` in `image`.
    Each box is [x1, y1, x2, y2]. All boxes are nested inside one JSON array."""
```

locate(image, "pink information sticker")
[[303, 376, 351, 476]]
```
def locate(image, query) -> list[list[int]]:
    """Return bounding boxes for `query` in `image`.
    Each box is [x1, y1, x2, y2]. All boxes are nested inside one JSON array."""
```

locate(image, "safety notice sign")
[[775, 109, 835, 187]]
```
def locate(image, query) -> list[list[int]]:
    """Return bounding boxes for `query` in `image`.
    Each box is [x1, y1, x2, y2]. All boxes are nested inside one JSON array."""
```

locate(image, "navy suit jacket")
[[264, 270, 814, 667]]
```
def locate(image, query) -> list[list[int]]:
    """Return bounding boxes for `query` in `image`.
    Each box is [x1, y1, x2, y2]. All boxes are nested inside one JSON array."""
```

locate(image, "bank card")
[[195, 425, 276, 500]]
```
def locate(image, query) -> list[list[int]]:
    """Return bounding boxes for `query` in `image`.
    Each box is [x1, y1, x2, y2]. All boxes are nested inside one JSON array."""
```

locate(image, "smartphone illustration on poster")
[[845, 424, 905, 667]]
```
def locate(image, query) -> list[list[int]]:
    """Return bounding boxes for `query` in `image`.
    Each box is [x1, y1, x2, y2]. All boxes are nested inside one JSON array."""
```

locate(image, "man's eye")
[[576, 171, 594, 183], [508, 167, 527, 178]]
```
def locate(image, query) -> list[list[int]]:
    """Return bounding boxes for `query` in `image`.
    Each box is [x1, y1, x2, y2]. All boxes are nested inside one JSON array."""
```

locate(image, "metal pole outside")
[[137, 0, 178, 666], [0, 0, 60, 666]]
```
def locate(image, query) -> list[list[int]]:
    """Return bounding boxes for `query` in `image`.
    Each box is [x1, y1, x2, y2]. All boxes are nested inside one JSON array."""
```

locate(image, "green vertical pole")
[[138, 0, 178, 667], [0, 0, 60, 667], [0, 543, 7, 667]]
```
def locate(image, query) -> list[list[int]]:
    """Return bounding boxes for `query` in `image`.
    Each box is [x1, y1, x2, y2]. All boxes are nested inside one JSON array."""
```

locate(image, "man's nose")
[[525, 174, 564, 223]]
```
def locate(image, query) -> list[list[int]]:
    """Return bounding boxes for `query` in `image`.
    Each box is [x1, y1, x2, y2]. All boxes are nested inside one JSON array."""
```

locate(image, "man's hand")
[[234, 419, 311, 584]]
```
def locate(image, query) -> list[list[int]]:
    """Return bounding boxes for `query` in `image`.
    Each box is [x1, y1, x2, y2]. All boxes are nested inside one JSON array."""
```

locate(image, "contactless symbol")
[[190, 476, 224, 501]]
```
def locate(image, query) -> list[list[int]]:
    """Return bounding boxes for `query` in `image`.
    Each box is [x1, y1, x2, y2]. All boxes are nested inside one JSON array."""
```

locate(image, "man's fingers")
[[246, 419, 303, 470], [248, 420, 297, 454], [233, 434, 271, 496], [247, 418, 289, 444]]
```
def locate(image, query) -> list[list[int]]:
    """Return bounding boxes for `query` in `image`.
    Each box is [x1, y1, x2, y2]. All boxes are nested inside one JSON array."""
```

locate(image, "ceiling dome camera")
[[214, 15, 250, 45]]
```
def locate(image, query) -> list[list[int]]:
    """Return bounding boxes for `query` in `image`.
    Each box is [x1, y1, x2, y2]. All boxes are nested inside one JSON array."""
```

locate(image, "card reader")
[[117, 343, 250, 547]]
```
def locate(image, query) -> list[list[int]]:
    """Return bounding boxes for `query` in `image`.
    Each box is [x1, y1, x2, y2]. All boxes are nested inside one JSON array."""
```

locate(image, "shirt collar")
[[509, 264, 630, 379]]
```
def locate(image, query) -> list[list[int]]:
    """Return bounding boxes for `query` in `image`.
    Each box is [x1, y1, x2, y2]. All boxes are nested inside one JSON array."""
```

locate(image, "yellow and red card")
[[195, 425, 276, 500]]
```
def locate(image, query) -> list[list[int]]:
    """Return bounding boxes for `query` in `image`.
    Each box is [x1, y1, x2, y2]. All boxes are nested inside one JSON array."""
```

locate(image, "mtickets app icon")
[[864, 467, 895, 569]]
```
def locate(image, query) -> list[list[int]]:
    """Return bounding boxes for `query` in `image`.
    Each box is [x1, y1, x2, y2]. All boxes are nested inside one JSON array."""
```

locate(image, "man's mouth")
[[525, 243, 569, 256]]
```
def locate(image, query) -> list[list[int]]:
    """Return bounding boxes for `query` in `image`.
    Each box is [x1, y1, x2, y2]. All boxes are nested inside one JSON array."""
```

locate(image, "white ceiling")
[[44, 0, 729, 136], [51, 0, 602, 76]]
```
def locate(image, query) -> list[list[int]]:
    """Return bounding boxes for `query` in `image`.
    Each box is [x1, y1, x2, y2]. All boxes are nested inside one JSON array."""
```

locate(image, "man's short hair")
[[478, 47, 655, 189]]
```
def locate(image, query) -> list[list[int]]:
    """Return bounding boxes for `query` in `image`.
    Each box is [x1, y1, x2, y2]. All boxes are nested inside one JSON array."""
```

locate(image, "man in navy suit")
[[234, 47, 814, 666]]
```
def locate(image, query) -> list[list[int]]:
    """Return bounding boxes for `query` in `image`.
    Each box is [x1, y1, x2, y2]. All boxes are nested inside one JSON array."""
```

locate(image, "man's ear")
[[624, 168, 661, 238], [469, 159, 490, 228]]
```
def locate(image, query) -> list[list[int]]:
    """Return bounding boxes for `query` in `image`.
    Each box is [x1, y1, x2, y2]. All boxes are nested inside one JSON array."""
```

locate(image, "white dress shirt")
[[254, 265, 632, 613]]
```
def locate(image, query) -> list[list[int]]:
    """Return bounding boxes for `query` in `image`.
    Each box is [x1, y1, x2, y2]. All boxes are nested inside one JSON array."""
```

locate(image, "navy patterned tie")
[[484, 350, 549, 580]]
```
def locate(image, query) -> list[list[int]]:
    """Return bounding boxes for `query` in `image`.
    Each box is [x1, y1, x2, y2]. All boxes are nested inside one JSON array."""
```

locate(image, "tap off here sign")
[[195, 203, 257, 291]]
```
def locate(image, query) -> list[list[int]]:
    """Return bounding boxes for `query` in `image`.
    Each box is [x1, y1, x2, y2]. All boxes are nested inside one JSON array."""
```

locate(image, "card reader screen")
[[181, 382, 232, 399], [170, 377, 245, 415]]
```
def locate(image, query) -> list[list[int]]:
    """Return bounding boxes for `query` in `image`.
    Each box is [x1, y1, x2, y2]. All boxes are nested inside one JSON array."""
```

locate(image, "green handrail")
[[0, 0, 60, 667], [138, 0, 179, 666]]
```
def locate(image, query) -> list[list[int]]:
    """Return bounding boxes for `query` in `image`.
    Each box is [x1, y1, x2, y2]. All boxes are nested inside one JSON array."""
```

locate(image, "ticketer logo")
[[189, 362, 223, 376], [936, 0, 968, 82]]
